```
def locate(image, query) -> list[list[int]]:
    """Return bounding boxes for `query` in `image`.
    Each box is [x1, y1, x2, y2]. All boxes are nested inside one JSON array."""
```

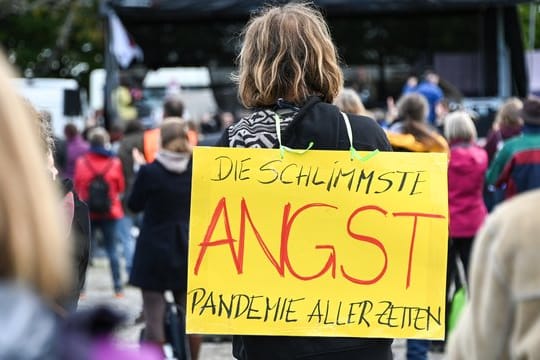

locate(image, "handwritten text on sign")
[[187, 147, 448, 339]]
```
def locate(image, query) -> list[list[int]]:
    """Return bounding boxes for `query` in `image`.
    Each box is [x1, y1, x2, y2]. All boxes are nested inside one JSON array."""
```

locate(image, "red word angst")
[[193, 197, 445, 289]]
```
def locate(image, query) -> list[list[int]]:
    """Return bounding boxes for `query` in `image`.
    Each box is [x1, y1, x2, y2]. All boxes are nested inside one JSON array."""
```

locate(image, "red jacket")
[[74, 150, 125, 220]]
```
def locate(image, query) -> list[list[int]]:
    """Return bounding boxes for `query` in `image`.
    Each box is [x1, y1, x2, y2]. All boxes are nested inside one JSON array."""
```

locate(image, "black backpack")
[[84, 157, 114, 214]]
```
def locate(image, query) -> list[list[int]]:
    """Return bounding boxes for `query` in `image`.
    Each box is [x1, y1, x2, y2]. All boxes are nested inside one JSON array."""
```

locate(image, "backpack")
[[84, 157, 114, 214]]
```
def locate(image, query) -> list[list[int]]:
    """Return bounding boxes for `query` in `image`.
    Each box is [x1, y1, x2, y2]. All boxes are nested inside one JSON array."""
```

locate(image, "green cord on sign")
[[279, 142, 314, 159], [341, 111, 379, 162], [274, 111, 379, 162], [349, 147, 379, 162], [274, 112, 315, 158]]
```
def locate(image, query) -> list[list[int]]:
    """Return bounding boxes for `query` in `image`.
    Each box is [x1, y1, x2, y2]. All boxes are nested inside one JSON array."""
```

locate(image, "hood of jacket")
[[155, 150, 191, 174], [89, 146, 115, 157], [222, 96, 391, 152], [227, 107, 297, 149], [0, 283, 57, 360]]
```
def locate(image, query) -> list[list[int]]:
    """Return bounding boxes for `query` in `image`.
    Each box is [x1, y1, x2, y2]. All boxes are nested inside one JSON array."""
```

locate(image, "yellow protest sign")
[[187, 147, 448, 339]]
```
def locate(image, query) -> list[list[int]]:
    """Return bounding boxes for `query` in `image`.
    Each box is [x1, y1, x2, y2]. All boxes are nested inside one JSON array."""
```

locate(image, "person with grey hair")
[[444, 111, 487, 249], [333, 87, 367, 116], [74, 127, 126, 297], [440, 111, 488, 351]]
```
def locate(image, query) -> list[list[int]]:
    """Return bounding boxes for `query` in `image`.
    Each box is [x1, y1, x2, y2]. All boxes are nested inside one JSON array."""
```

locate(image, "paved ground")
[[80, 257, 445, 359]]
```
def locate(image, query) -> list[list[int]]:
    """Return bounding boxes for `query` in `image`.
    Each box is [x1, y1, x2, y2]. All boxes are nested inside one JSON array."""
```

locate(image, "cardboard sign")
[[187, 147, 448, 339]]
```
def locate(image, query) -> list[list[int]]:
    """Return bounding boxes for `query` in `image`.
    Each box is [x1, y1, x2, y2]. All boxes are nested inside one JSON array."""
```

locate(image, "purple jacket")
[[64, 136, 89, 179], [448, 143, 488, 238]]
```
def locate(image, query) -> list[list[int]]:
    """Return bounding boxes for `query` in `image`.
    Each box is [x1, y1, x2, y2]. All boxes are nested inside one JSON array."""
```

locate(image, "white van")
[[13, 77, 85, 138], [90, 67, 218, 124]]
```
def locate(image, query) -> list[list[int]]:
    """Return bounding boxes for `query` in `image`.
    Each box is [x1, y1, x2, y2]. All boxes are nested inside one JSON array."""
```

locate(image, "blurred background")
[[1, 0, 539, 139]]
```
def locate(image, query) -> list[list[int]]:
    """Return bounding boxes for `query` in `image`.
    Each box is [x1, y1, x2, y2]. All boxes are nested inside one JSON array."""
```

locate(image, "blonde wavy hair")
[[0, 53, 70, 300], [494, 97, 523, 130], [236, 2, 343, 108]]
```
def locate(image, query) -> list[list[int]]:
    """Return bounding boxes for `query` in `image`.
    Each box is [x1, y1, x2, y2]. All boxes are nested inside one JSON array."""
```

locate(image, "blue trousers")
[[116, 215, 136, 275], [91, 219, 122, 293], [407, 339, 429, 360]]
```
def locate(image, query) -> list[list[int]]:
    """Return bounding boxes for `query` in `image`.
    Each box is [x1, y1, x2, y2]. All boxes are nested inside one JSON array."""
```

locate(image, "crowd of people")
[[3, 2, 540, 360]]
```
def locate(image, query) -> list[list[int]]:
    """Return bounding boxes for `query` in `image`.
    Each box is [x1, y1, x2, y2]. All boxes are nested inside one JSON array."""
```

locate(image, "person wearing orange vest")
[[143, 95, 198, 162]]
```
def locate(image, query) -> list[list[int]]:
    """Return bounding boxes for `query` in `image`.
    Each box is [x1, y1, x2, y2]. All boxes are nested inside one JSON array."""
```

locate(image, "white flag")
[[109, 12, 143, 68]]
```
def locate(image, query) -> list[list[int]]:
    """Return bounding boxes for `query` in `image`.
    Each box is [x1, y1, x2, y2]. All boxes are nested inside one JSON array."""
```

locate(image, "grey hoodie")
[[0, 283, 57, 360]]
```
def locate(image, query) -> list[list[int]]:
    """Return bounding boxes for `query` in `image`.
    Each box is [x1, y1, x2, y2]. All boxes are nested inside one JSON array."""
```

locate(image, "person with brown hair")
[[217, 3, 393, 359], [484, 97, 523, 164], [63, 123, 89, 180], [486, 97, 540, 199], [129, 118, 202, 359], [386, 92, 448, 360], [483, 98, 523, 210], [387, 93, 449, 153]]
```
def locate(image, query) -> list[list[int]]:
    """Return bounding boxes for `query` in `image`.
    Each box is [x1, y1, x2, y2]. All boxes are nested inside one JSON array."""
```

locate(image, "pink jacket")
[[448, 144, 488, 238]]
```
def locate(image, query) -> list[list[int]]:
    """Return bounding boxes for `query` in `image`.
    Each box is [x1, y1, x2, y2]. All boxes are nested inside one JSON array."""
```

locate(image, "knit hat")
[[519, 97, 540, 125]]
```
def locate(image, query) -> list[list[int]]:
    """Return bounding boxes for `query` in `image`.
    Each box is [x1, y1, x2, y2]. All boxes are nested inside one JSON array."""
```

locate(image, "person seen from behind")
[[63, 123, 89, 180], [486, 96, 540, 199], [440, 111, 488, 351], [403, 71, 444, 126], [387, 93, 449, 154], [445, 111, 488, 280], [333, 87, 369, 116], [128, 118, 202, 359], [74, 127, 125, 297], [217, 3, 393, 359], [386, 92, 448, 360], [142, 95, 198, 163], [483, 98, 523, 210], [117, 119, 145, 278], [483, 97, 523, 164]]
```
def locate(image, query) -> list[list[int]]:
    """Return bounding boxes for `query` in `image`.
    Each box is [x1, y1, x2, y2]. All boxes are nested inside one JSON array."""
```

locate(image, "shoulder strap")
[[340, 112, 354, 148], [101, 158, 115, 176], [455, 253, 469, 296]]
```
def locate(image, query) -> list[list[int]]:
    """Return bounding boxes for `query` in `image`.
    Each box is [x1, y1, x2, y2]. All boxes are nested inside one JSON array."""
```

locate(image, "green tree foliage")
[[519, 3, 540, 50], [0, 0, 103, 87]]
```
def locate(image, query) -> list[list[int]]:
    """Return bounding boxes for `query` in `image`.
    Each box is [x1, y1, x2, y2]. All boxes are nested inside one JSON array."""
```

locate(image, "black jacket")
[[128, 160, 192, 291], [218, 97, 393, 360], [59, 179, 90, 311], [218, 96, 392, 152]]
